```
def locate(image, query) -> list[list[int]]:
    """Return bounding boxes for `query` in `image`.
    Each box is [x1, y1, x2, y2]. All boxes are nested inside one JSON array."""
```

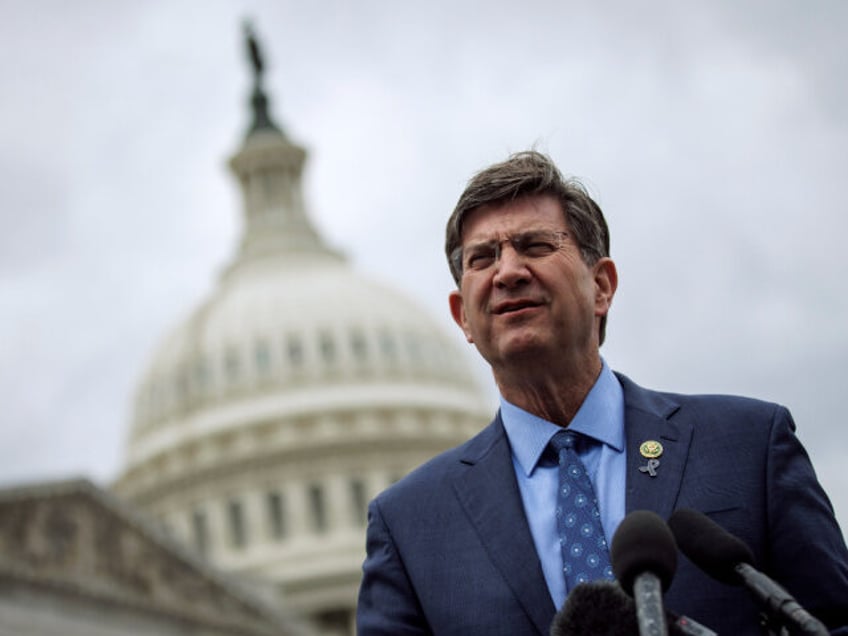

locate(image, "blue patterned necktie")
[[550, 429, 614, 592]]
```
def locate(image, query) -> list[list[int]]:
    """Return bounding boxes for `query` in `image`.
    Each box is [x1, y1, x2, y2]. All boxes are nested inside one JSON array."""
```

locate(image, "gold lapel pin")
[[639, 440, 663, 478], [639, 440, 663, 459]]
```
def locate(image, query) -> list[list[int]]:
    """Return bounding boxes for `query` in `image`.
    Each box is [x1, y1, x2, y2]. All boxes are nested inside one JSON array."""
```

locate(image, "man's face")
[[448, 195, 616, 373]]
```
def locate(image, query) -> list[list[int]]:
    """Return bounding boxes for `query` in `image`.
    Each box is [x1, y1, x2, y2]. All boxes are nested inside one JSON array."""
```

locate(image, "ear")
[[593, 257, 618, 317], [448, 289, 474, 343]]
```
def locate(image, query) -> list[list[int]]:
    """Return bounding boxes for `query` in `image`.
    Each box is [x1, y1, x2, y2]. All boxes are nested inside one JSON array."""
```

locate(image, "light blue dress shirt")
[[500, 359, 626, 609]]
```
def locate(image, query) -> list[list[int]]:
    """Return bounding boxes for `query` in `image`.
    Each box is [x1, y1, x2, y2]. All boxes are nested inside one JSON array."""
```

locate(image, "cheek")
[[461, 289, 492, 341], [461, 279, 488, 311]]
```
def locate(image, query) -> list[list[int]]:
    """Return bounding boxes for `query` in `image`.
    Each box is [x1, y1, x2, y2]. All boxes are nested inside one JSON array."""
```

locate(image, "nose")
[[492, 242, 530, 288]]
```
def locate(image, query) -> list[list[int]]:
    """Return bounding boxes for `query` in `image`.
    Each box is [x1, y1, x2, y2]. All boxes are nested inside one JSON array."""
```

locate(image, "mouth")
[[492, 299, 542, 315]]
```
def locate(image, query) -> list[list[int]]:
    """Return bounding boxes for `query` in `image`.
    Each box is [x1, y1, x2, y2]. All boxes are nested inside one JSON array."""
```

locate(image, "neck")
[[494, 353, 603, 426]]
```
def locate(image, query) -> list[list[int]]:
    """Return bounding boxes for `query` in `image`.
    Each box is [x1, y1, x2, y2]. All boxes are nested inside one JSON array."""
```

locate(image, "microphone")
[[549, 580, 717, 636], [611, 510, 678, 636], [668, 508, 829, 636], [549, 581, 637, 636]]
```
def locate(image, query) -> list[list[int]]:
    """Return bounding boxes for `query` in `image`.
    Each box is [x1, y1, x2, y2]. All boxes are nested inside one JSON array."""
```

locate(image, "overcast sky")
[[2, 1, 846, 533]]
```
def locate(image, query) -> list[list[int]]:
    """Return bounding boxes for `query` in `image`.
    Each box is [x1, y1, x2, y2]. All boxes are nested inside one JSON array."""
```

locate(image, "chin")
[[496, 337, 551, 363]]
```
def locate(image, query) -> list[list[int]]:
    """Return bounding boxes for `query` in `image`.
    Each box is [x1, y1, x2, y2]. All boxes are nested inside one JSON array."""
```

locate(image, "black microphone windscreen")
[[549, 580, 696, 636], [667, 508, 754, 586], [550, 581, 637, 636], [610, 510, 678, 595]]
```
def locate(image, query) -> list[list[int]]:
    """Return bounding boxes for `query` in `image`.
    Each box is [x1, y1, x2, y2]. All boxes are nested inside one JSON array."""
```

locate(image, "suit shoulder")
[[617, 372, 791, 431], [670, 391, 784, 416]]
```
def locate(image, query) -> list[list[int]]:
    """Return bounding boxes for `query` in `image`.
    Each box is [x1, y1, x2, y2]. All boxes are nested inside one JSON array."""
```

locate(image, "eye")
[[517, 232, 558, 257], [465, 245, 497, 270]]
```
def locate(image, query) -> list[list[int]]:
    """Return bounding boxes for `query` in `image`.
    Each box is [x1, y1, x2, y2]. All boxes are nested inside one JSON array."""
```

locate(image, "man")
[[357, 151, 848, 635]]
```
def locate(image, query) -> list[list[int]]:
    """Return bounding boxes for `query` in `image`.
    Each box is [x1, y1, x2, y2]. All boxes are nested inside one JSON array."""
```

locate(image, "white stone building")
[[0, 478, 310, 636], [112, 33, 490, 636]]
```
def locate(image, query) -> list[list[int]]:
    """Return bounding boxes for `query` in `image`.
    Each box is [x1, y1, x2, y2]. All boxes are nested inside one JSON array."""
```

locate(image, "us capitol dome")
[[113, 30, 490, 636]]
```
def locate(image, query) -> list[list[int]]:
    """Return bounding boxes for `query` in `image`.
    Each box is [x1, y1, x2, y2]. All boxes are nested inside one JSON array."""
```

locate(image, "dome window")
[[307, 483, 328, 533], [255, 340, 272, 378], [349, 478, 368, 527], [286, 335, 304, 368], [379, 329, 397, 362], [350, 330, 368, 363], [319, 331, 336, 365], [266, 491, 287, 540], [227, 498, 247, 549], [224, 348, 240, 384]]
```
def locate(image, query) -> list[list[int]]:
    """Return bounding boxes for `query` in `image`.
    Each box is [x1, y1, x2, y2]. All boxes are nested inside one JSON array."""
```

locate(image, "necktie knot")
[[551, 429, 580, 453]]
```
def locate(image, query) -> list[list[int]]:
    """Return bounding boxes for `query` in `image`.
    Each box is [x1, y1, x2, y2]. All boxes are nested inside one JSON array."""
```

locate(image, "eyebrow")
[[463, 228, 564, 245]]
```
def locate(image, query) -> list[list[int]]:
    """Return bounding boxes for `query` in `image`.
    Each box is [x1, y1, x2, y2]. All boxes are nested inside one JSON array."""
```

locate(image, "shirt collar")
[[501, 359, 625, 477]]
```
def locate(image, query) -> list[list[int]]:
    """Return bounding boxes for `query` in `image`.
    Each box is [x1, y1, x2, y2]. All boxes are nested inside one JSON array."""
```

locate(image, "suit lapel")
[[618, 374, 694, 520], [451, 416, 555, 636]]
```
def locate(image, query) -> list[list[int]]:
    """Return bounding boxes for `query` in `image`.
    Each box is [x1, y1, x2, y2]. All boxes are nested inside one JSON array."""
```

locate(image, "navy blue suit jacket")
[[357, 374, 848, 635]]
